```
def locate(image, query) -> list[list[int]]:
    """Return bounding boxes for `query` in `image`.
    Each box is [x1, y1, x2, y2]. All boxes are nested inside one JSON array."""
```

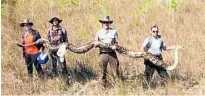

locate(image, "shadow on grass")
[[68, 61, 98, 84], [41, 60, 97, 85]]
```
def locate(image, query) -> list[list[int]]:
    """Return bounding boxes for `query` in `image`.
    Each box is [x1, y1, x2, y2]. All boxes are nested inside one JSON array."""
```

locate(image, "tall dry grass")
[[2, 0, 205, 95]]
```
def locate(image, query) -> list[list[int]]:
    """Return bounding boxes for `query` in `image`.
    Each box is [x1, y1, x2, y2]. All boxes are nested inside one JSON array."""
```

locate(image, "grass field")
[[1, 0, 205, 95]]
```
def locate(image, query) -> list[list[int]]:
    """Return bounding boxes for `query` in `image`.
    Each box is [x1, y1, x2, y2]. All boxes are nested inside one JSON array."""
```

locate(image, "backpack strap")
[[158, 35, 165, 50], [146, 35, 163, 50], [146, 36, 152, 50]]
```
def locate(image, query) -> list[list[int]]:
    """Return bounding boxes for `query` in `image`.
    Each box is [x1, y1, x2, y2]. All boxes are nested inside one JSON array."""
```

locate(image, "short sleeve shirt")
[[95, 28, 118, 52], [142, 37, 166, 55]]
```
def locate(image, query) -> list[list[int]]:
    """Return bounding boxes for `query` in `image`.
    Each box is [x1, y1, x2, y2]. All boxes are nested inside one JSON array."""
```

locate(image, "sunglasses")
[[152, 30, 158, 33]]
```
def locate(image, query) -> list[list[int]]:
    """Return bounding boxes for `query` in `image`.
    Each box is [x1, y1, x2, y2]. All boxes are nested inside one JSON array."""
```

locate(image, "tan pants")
[[99, 51, 121, 86]]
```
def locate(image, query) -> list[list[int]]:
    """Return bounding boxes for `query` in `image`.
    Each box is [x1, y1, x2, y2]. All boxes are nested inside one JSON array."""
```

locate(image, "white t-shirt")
[[142, 36, 166, 55]]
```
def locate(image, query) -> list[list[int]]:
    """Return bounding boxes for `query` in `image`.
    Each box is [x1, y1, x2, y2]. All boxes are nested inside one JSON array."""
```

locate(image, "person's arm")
[[166, 46, 176, 50], [161, 39, 174, 51], [21, 32, 25, 57], [141, 38, 149, 52], [15, 32, 24, 47], [162, 39, 167, 51], [111, 32, 119, 50], [94, 32, 99, 41], [114, 32, 118, 46], [47, 29, 51, 42], [35, 31, 41, 40], [15, 42, 24, 47], [62, 28, 68, 43], [35, 31, 45, 52], [93, 32, 100, 48]]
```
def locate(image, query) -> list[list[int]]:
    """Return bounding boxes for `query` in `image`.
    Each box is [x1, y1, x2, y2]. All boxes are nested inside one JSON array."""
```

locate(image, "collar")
[[52, 25, 62, 30], [24, 29, 33, 33]]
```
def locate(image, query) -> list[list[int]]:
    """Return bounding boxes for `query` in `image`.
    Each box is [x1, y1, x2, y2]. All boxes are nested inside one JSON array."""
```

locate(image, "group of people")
[[17, 17, 69, 81], [16, 16, 175, 88]]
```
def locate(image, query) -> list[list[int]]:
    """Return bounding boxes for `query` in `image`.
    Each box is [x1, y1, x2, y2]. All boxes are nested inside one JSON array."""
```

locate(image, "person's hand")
[[166, 45, 183, 50], [173, 45, 183, 50], [14, 42, 18, 44], [93, 41, 100, 48], [15, 42, 23, 47], [39, 48, 45, 54], [111, 45, 117, 50], [93, 41, 100, 45]]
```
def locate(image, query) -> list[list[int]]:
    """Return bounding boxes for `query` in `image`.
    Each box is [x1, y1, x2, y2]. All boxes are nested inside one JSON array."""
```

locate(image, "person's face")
[[53, 19, 59, 25], [151, 27, 158, 37], [23, 24, 31, 31], [102, 22, 110, 29]]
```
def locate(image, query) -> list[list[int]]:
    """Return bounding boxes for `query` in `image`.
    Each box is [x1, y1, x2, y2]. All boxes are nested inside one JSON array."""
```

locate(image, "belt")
[[100, 51, 115, 54], [153, 54, 161, 56], [151, 53, 161, 56]]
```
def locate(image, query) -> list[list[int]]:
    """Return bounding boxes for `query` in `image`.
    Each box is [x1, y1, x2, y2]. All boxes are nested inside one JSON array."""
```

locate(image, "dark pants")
[[144, 55, 169, 88], [50, 51, 68, 78], [24, 53, 43, 77], [99, 51, 121, 86]]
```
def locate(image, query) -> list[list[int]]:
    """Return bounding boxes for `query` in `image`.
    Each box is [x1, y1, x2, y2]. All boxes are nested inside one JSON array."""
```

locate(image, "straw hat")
[[49, 17, 62, 24], [99, 16, 113, 24], [20, 19, 33, 27]]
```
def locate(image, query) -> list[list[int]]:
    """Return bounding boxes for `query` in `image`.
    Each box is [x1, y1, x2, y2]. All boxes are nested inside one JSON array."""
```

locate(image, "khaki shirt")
[[95, 28, 118, 52]]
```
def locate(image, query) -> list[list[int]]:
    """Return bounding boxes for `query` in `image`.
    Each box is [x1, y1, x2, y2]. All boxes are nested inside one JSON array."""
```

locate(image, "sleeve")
[[21, 32, 25, 57], [94, 32, 99, 41], [161, 39, 167, 50], [21, 32, 25, 44], [62, 28, 68, 43], [35, 31, 44, 50], [114, 32, 118, 43], [47, 29, 51, 42], [142, 38, 149, 48], [36, 31, 41, 40]]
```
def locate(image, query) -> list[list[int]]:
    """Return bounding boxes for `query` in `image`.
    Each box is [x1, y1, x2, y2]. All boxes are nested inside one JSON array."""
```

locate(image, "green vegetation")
[[170, 0, 178, 11], [58, 0, 79, 6], [139, 0, 153, 14]]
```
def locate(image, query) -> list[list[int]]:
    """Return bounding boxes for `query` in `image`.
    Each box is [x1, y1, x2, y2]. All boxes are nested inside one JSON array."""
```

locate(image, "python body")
[[16, 38, 182, 71], [61, 41, 182, 71]]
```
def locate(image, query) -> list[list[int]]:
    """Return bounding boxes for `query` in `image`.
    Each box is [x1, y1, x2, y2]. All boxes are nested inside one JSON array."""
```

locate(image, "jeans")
[[24, 53, 43, 77], [144, 55, 169, 88], [49, 51, 68, 78]]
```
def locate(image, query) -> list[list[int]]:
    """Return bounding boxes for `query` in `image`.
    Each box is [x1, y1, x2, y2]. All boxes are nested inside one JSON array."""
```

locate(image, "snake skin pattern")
[[65, 41, 173, 70], [67, 42, 94, 54], [18, 38, 179, 70]]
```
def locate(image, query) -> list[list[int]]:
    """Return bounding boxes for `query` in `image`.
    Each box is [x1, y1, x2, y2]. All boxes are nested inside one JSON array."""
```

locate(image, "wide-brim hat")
[[99, 16, 113, 24], [49, 17, 62, 24], [20, 19, 33, 27]]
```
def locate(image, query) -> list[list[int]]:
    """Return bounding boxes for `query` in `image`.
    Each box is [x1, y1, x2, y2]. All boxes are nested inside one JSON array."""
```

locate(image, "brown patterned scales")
[[16, 38, 182, 71], [115, 45, 182, 71]]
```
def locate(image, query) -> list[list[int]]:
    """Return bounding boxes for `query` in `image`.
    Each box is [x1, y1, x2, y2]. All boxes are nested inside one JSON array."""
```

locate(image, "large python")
[[118, 46, 182, 71], [66, 41, 182, 70], [16, 38, 182, 71]]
